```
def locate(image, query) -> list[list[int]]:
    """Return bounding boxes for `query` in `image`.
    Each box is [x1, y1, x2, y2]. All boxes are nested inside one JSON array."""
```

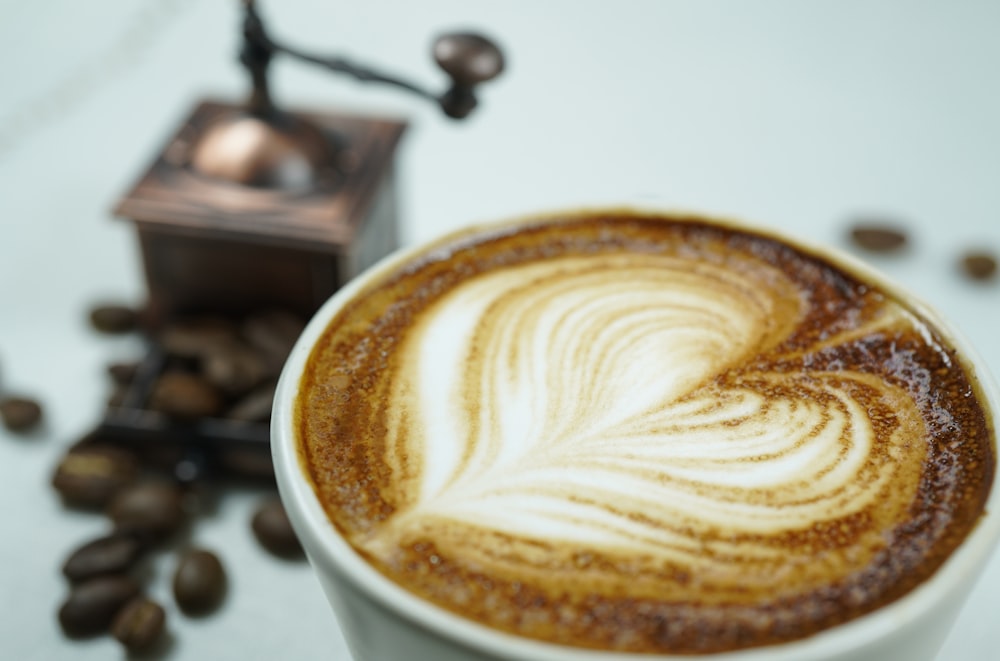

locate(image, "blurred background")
[[1, 1, 997, 659]]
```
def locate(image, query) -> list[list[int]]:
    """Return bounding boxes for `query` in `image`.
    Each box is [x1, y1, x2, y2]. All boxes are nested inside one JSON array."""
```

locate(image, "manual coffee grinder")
[[104, 0, 504, 478], [115, 0, 503, 326]]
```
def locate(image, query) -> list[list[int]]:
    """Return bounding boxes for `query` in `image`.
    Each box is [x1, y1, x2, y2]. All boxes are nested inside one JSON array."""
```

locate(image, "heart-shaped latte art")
[[364, 251, 927, 599]]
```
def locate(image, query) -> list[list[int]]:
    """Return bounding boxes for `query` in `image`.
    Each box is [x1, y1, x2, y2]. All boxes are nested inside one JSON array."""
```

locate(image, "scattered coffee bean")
[[159, 317, 239, 359], [107, 361, 140, 387], [58, 575, 140, 638], [242, 310, 305, 374], [0, 395, 43, 432], [202, 341, 268, 394], [52, 446, 139, 508], [848, 223, 908, 252], [107, 386, 129, 408], [218, 447, 275, 478], [89, 304, 140, 334], [960, 252, 997, 281], [62, 532, 145, 583], [108, 482, 186, 542], [67, 427, 115, 452], [111, 596, 166, 653], [251, 499, 303, 558], [149, 371, 224, 419], [227, 382, 277, 422], [173, 548, 227, 615]]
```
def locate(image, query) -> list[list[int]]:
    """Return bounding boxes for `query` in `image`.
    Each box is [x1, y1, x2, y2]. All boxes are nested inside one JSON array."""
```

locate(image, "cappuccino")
[[293, 210, 994, 654]]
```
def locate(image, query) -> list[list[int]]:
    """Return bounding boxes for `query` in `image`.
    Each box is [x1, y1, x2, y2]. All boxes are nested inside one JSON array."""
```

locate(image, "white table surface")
[[1, 1, 998, 659]]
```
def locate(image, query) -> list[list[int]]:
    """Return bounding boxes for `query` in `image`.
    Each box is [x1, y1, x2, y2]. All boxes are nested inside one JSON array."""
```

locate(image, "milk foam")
[[370, 251, 927, 569]]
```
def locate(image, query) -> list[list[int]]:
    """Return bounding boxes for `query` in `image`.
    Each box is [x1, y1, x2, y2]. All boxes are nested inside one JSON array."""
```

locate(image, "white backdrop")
[[1, 1, 998, 659]]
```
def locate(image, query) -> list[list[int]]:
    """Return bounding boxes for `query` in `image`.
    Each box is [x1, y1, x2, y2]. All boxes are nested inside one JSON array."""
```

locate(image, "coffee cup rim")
[[272, 207, 1000, 660]]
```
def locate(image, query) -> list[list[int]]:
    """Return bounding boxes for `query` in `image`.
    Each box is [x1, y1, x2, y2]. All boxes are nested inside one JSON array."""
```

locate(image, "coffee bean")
[[848, 224, 908, 252], [149, 371, 224, 419], [227, 382, 276, 422], [52, 446, 138, 508], [58, 575, 140, 638], [218, 447, 275, 478], [111, 596, 166, 652], [67, 428, 116, 452], [242, 310, 305, 374], [251, 499, 303, 558], [159, 317, 239, 359], [89, 304, 140, 334], [108, 482, 186, 542], [62, 532, 145, 583], [173, 548, 227, 615], [107, 386, 129, 408], [960, 252, 997, 281], [107, 361, 140, 386], [201, 341, 268, 395], [0, 396, 43, 432]]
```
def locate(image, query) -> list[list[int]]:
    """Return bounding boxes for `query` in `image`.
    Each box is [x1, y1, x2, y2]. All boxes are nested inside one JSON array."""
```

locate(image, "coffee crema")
[[295, 211, 995, 654]]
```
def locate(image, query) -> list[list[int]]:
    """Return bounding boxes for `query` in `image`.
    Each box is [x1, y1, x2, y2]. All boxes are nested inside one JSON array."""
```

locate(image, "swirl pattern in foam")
[[296, 212, 994, 654]]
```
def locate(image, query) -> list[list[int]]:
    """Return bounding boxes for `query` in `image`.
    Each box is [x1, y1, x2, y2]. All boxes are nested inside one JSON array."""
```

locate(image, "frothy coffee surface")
[[295, 211, 994, 654]]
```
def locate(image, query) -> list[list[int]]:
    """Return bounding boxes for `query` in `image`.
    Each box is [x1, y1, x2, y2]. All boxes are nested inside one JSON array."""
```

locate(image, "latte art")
[[370, 249, 929, 605], [296, 212, 993, 653], [382, 254, 921, 567]]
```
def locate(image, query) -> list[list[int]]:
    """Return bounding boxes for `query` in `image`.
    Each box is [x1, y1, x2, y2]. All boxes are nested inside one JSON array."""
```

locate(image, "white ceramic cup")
[[272, 210, 1000, 661]]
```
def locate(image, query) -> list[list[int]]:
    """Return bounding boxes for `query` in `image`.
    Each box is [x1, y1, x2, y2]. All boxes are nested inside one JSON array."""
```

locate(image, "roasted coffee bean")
[[149, 371, 224, 419], [217, 448, 275, 479], [108, 482, 186, 542], [251, 499, 303, 558], [89, 304, 140, 334], [173, 548, 227, 615], [0, 396, 43, 432], [57, 575, 140, 638], [849, 223, 908, 252], [52, 446, 138, 508], [159, 317, 239, 359], [62, 532, 145, 583], [227, 382, 277, 422], [67, 428, 114, 452], [111, 596, 166, 652], [62, 532, 144, 582], [242, 309, 305, 374], [960, 252, 997, 281], [202, 341, 268, 395], [107, 386, 129, 408], [107, 361, 140, 386]]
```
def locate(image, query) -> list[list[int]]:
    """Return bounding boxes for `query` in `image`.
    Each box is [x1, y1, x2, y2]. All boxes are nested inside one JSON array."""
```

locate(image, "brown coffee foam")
[[295, 211, 994, 653]]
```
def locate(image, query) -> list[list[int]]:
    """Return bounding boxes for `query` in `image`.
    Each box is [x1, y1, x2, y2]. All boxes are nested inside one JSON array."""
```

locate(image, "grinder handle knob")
[[433, 32, 505, 119]]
